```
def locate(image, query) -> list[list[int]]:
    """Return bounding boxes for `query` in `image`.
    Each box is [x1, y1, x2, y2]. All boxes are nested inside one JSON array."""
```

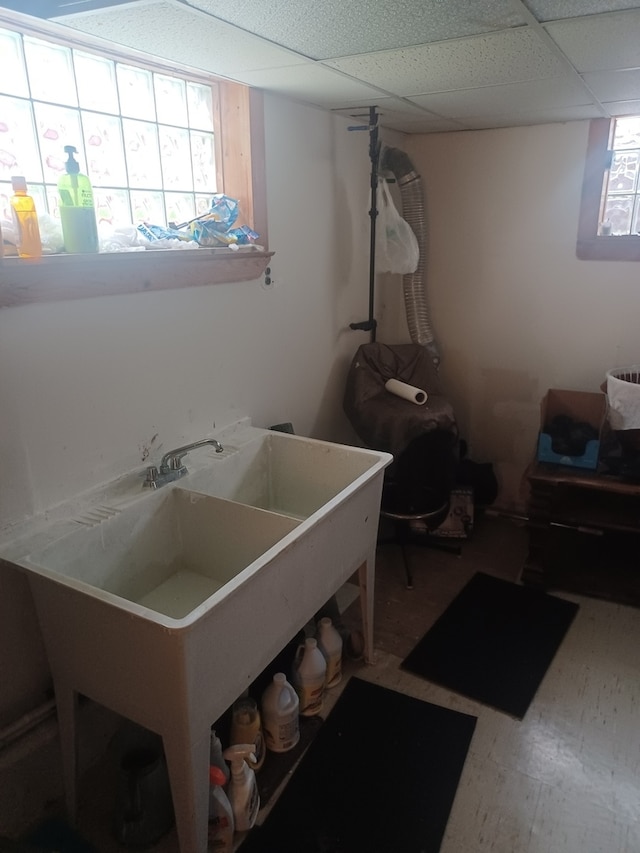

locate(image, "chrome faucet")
[[143, 438, 224, 489]]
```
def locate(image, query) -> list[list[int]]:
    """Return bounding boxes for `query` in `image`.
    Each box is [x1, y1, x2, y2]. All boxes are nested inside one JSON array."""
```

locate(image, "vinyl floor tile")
[[347, 514, 640, 853], [14, 514, 640, 853]]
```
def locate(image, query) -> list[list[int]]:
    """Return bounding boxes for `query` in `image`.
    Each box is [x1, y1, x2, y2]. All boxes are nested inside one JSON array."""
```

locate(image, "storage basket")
[[606, 365, 640, 385], [605, 365, 640, 451]]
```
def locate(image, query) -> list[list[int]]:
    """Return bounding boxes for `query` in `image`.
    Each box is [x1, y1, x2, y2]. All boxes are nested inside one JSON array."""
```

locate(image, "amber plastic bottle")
[[10, 176, 42, 258], [230, 696, 266, 771]]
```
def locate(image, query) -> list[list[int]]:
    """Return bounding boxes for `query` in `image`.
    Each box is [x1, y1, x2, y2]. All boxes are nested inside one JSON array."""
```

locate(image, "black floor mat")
[[239, 676, 476, 853], [401, 571, 579, 719], [256, 714, 323, 805], [22, 819, 95, 853]]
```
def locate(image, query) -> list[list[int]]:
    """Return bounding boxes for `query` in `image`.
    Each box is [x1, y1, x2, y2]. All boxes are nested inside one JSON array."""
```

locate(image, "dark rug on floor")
[[22, 819, 95, 853], [256, 714, 323, 805], [238, 677, 476, 853], [401, 571, 580, 719]]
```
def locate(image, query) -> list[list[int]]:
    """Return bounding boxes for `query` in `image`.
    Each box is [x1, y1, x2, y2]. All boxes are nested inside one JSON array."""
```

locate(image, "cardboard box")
[[536, 388, 607, 470]]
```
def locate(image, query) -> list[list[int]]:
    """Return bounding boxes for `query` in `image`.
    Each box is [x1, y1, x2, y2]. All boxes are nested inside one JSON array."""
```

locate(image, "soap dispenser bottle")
[[222, 744, 260, 832], [57, 145, 99, 253]]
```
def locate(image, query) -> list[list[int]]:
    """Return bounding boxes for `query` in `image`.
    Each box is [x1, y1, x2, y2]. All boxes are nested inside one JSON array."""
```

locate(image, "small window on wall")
[[0, 7, 269, 306], [602, 117, 640, 235], [0, 23, 220, 231], [577, 116, 640, 261]]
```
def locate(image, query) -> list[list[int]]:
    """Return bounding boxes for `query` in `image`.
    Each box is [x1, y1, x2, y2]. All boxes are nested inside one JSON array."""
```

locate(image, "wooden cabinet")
[[523, 462, 640, 606]]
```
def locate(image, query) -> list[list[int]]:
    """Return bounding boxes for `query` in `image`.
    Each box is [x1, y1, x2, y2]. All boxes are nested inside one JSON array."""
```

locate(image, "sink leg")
[[162, 726, 210, 853], [358, 553, 375, 664], [53, 680, 79, 824]]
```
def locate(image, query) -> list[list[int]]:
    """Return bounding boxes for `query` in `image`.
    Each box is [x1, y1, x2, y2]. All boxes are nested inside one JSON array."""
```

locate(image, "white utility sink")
[[23, 488, 300, 620], [185, 429, 383, 519], [0, 421, 392, 853]]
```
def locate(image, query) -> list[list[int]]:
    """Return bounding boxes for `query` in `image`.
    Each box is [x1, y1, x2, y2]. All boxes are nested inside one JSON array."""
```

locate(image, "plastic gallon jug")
[[261, 672, 300, 753], [58, 145, 99, 253], [316, 617, 343, 688], [230, 695, 265, 771], [291, 637, 326, 716]]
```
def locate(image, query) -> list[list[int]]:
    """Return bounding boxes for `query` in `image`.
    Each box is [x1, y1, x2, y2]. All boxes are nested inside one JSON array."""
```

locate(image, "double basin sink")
[[21, 424, 383, 621], [1, 420, 392, 853]]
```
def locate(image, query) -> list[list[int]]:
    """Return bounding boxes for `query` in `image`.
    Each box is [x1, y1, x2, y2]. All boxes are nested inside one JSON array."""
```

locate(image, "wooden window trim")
[[577, 117, 640, 261], [0, 247, 273, 306], [0, 12, 271, 307]]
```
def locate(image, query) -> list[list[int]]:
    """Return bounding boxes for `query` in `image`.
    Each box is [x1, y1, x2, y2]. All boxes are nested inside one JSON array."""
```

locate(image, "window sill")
[[577, 236, 640, 262], [0, 247, 274, 307]]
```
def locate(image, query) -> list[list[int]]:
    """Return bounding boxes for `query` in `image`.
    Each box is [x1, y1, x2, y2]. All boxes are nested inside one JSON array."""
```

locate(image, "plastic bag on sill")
[[208, 194, 239, 230], [375, 178, 419, 275], [39, 213, 65, 254]]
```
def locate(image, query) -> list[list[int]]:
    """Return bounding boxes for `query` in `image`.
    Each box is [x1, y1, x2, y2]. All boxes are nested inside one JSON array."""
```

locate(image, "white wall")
[[376, 121, 640, 514], [0, 94, 404, 730], [6, 105, 637, 742]]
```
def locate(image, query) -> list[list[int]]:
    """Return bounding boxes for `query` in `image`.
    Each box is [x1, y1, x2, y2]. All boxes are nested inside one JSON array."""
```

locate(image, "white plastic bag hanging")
[[375, 178, 420, 275]]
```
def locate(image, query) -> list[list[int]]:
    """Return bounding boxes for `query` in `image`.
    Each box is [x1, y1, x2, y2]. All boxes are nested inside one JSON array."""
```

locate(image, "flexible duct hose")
[[380, 145, 438, 361]]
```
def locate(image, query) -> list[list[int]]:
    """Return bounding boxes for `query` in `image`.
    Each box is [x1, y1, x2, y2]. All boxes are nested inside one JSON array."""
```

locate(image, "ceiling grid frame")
[[3, 0, 635, 133]]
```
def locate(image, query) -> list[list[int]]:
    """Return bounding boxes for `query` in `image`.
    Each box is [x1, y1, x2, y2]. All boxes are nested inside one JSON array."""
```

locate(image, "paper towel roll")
[[384, 378, 428, 405]]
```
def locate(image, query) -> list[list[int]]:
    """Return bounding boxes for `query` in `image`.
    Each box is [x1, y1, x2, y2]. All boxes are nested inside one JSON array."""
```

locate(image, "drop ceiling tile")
[[56, 0, 309, 75], [325, 28, 571, 97], [330, 98, 456, 133], [602, 99, 640, 115], [329, 102, 447, 135], [188, 0, 525, 61], [331, 97, 439, 120], [457, 103, 604, 130], [546, 9, 640, 71], [526, 0, 640, 22], [408, 77, 597, 119], [48, 0, 640, 135], [379, 116, 467, 134], [582, 68, 640, 101], [234, 64, 386, 107]]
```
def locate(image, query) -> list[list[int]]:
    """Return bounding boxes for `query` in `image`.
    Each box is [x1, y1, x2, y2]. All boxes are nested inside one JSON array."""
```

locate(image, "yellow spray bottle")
[[58, 145, 99, 253]]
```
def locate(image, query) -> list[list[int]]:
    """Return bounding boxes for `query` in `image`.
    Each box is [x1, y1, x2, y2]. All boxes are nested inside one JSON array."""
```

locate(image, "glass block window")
[[0, 25, 218, 231], [601, 116, 640, 236]]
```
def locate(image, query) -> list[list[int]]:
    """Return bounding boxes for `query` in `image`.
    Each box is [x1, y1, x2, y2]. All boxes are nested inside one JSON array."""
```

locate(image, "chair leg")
[[395, 521, 414, 590], [379, 513, 461, 589], [401, 544, 413, 589]]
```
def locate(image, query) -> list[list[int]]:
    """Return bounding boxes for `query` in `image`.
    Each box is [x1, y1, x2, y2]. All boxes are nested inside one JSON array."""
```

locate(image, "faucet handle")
[[167, 453, 187, 471], [143, 466, 159, 489]]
